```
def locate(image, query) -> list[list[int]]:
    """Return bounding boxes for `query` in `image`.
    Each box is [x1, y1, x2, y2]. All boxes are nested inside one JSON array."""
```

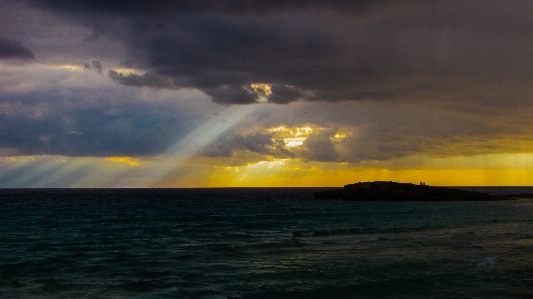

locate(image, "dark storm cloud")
[[9, 0, 533, 164], [268, 85, 307, 104], [26, 0, 533, 105], [202, 85, 257, 105], [26, 0, 382, 16], [108, 70, 174, 89], [0, 37, 35, 60]]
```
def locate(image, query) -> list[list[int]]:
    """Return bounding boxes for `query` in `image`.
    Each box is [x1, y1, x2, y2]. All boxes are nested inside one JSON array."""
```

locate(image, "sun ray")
[[112, 104, 259, 187]]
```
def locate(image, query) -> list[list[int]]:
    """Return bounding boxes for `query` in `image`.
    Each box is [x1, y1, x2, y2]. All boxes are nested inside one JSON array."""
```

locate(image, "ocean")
[[1, 187, 533, 298]]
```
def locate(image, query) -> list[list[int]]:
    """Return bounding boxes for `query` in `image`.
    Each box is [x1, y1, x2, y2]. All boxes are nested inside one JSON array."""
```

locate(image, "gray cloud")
[[229, 97, 533, 164], [0, 103, 183, 156], [202, 133, 273, 157], [0, 37, 35, 60], [83, 60, 103, 74], [25, 0, 387, 16], [268, 85, 308, 104], [22, 1, 533, 106], [108, 69, 174, 89], [91, 60, 103, 74], [298, 129, 339, 162], [4, 1, 533, 164], [0, 77, 214, 157], [201, 132, 294, 158]]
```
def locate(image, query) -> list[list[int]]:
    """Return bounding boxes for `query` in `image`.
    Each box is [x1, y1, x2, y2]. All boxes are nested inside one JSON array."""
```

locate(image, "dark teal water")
[[1, 188, 533, 298]]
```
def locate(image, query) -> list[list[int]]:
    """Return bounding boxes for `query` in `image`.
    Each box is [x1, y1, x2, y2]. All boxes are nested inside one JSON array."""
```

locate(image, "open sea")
[[1, 187, 533, 299]]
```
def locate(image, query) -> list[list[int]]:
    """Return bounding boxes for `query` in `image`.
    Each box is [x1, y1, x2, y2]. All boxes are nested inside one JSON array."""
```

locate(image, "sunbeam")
[[112, 104, 259, 187]]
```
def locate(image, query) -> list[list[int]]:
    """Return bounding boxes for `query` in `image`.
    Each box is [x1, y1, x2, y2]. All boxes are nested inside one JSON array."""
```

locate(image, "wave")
[[119, 280, 161, 293], [250, 232, 294, 237], [221, 231, 302, 238], [312, 225, 437, 237], [457, 256, 498, 267], [218, 225, 437, 240]]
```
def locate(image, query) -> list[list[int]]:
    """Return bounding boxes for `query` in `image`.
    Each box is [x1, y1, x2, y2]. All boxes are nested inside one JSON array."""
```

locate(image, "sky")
[[2, 0, 533, 187]]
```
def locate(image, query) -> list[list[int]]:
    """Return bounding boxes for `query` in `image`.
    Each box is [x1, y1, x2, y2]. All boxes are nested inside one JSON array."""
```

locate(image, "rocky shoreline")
[[314, 181, 531, 201]]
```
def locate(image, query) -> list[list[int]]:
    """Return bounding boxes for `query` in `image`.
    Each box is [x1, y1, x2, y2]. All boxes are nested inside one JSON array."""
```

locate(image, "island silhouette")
[[314, 181, 532, 201]]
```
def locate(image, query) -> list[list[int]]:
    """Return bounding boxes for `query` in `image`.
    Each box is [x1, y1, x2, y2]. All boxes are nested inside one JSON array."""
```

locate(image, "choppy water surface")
[[1, 188, 533, 298]]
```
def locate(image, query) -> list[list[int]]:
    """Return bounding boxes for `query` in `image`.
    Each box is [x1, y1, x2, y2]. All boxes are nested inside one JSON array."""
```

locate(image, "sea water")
[[1, 187, 533, 298]]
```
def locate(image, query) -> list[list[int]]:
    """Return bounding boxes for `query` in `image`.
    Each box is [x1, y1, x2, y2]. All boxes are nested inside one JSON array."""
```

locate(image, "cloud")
[[202, 133, 273, 157], [201, 132, 294, 158], [268, 85, 308, 104], [0, 63, 218, 157], [25, 0, 385, 16], [108, 69, 174, 89], [0, 104, 175, 156], [298, 129, 339, 162], [202, 98, 533, 164], [0, 37, 35, 59], [91, 60, 103, 74], [4, 0, 533, 166], [4, 59, 530, 164], [25, 0, 533, 106], [83, 60, 103, 74]]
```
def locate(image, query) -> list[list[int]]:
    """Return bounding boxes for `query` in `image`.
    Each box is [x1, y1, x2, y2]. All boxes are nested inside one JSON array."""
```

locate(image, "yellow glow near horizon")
[[113, 67, 142, 74], [104, 157, 140, 166], [196, 153, 533, 187], [204, 165, 533, 187], [41, 64, 143, 74], [4, 152, 533, 187], [3, 156, 37, 163], [32, 64, 86, 71], [60, 65, 85, 71], [30, 63, 129, 74]]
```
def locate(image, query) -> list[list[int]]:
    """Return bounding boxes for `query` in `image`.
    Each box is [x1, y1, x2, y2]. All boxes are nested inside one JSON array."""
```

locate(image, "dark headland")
[[314, 181, 532, 201]]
